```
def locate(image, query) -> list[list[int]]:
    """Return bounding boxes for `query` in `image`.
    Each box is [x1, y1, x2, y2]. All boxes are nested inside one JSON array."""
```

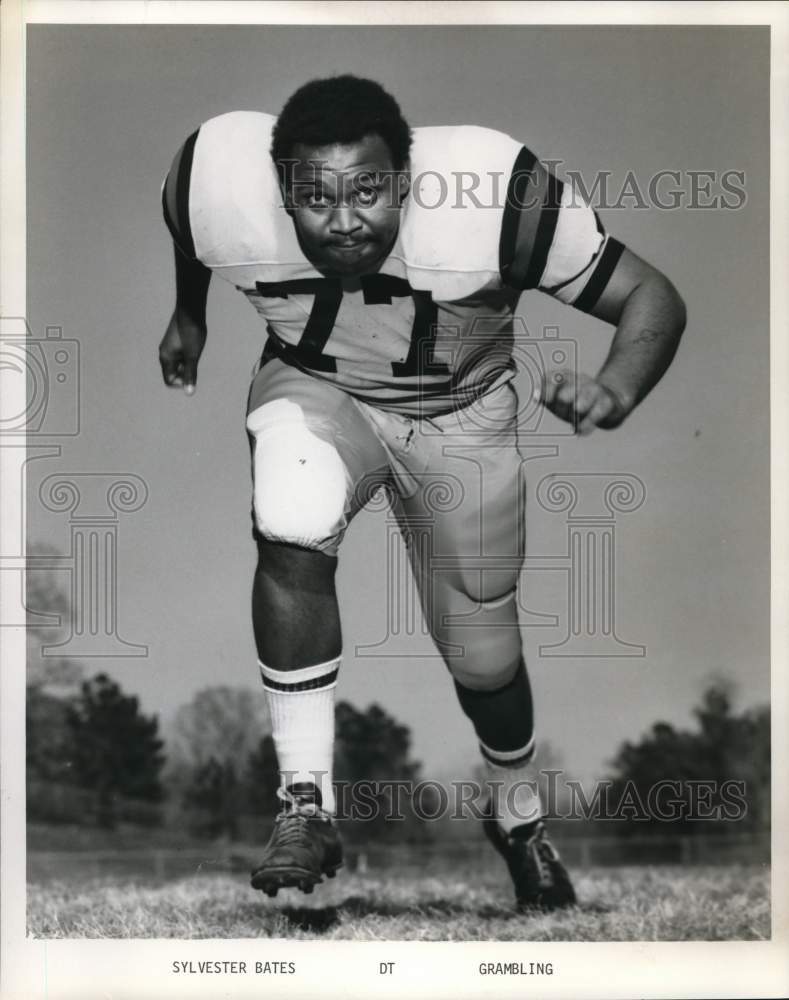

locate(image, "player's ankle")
[[506, 818, 541, 840], [286, 780, 323, 807]]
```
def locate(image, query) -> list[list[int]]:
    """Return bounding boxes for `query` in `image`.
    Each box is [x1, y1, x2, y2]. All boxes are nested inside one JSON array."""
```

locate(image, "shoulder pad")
[[399, 125, 522, 299], [190, 111, 310, 274]]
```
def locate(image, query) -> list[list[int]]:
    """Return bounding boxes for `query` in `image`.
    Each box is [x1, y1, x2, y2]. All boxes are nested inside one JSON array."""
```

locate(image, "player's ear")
[[274, 158, 298, 215], [282, 185, 298, 217], [396, 160, 411, 204]]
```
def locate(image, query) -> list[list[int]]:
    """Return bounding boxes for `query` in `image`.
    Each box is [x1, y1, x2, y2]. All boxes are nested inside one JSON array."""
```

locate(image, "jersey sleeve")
[[161, 128, 200, 259], [160, 112, 307, 286], [499, 150, 625, 314]]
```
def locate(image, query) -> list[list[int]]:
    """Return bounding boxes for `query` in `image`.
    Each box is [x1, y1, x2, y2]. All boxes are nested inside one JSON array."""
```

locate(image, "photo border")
[[2, 2, 787, 998]]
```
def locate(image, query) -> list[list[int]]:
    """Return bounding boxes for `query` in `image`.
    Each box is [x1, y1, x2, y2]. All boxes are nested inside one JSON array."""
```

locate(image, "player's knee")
[[431, 582, 521, 690], [450, 651, 521, 692], [247, 399, 350, 552], [454, 570, 519, 607]]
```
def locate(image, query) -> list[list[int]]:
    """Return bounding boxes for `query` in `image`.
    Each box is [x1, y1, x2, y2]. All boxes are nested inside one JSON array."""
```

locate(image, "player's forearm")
[[173, 242, 211, 327], [596, 274, 686, 413]]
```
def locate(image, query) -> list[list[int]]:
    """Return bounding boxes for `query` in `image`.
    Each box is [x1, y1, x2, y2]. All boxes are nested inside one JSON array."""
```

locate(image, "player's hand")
[[538, 370, 631, 435], [158, 311, 207, 395]]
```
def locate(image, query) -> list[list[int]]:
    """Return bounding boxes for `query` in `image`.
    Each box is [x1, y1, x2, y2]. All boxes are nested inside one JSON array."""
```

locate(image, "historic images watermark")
[[276, 161, 748, 212], [353, 318, 648, 661], [279, 773, 749, 824], [0, 316, 148, 656]]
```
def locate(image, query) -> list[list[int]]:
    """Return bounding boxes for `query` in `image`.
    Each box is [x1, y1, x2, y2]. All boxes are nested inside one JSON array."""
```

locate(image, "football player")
[[159, 76, 685, 910]]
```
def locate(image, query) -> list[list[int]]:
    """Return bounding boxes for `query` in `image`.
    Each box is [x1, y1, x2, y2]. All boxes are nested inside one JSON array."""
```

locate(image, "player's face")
[[285, 134, 407, 277]]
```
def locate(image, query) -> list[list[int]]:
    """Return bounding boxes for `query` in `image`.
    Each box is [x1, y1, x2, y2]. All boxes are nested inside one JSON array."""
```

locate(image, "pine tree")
[[67, 673, 165, 828]]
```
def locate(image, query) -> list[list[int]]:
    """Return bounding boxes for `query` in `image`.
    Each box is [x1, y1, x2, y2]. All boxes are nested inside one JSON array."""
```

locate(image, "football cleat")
[[250, 783, 343, 898], [483, 804, 576, 911]]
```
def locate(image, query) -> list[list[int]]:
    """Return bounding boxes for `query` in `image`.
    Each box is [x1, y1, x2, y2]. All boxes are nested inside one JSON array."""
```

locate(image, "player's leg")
[[252, 538, 340, 669], [394, 386, 538, 821], [392, 384, 575, 908], [246, 358, 389, 894]]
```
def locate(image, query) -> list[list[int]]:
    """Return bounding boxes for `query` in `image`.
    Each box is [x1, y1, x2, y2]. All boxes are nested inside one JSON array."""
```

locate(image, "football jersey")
[[163, 111, 621, 415]]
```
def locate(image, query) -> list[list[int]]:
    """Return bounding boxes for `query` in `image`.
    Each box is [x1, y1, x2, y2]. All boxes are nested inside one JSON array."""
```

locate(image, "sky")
[[24, 23, 770, 786]]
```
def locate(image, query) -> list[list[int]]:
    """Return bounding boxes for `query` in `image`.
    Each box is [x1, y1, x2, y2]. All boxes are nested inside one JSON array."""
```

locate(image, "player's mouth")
[[318, 233, 395, 275], [328, 240, 371, 252]]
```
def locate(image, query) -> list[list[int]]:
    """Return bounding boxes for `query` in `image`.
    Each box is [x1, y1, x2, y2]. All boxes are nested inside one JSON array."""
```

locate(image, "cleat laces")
[[531, 827, 556, 886], [271, 810, 312, 847], [262, 789, 328, 850]]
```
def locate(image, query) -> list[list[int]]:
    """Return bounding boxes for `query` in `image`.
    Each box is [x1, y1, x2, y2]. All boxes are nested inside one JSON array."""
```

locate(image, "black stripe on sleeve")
[[522, 173, 563, 289], [174, 128, 200, 259], [499, 146, 537, 286], [573, 236, 625, 314]]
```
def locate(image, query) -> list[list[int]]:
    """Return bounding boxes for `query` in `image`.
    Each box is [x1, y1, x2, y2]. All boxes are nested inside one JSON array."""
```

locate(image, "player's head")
[[271, 75, 412, 276]]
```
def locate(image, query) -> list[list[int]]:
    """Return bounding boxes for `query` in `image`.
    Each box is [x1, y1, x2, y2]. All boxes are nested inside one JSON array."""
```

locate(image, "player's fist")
[[539, 369, 631, 435], [158, 311, 207, 395]]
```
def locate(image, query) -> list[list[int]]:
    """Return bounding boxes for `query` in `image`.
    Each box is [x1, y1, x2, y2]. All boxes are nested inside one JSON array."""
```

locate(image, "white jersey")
[[163, 111, 620, 415]]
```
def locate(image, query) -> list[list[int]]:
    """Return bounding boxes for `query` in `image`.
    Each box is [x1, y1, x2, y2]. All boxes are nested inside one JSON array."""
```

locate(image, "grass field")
[[28, 864, 770, 941]]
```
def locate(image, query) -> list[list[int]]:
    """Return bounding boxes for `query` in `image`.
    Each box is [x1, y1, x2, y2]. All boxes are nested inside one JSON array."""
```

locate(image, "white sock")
[[259, 656, 339, 815], [481, 735, 542, 834]]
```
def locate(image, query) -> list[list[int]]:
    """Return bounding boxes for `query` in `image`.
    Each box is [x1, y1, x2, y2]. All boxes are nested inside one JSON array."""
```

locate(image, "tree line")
[[28, 674, 430, 842], [26, 550, 769, 841], [27, 672, 770, 841]]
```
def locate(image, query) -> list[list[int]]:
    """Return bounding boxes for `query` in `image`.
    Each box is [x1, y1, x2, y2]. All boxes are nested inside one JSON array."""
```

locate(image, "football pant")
[[246, 358, 526, 690]]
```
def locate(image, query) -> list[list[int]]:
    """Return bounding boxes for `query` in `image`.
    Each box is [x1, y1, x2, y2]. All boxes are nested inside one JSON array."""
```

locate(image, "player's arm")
[[159, 244, 211, 394], [501, 153, 686, 433], [159, 130, 211, 395], [561, 246, 686, 433]]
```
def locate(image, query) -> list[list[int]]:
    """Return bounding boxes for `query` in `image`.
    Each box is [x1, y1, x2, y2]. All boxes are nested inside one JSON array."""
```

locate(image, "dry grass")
[[28, 864, 770, 941]]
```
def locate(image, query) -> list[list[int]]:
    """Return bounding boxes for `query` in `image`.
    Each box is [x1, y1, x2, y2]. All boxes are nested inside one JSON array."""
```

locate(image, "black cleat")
[[483, 802, 576, 911], [251, 784, 343, 898]]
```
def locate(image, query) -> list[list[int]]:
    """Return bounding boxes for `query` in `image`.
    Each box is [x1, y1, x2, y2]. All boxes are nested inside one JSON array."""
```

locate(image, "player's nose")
[[328, 206, 363, 236]]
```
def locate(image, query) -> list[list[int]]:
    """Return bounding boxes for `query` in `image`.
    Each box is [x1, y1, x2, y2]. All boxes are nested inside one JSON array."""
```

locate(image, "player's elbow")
[[661, 274, 687, 335], [635, 271, 687, 339]]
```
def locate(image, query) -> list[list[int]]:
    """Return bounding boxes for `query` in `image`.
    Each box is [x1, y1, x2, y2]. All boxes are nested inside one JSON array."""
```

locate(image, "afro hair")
[[271, 75, 412, 181]]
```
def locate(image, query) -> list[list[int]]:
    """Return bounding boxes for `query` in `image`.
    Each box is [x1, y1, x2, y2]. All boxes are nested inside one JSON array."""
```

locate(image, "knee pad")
[[247, 399, 350, 553]]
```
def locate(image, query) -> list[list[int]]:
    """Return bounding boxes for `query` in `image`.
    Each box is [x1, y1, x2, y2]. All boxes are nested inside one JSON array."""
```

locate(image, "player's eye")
[[305, 192, 332, 209], [291, 186, 332, 209], [353, 186, 380, 208]]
